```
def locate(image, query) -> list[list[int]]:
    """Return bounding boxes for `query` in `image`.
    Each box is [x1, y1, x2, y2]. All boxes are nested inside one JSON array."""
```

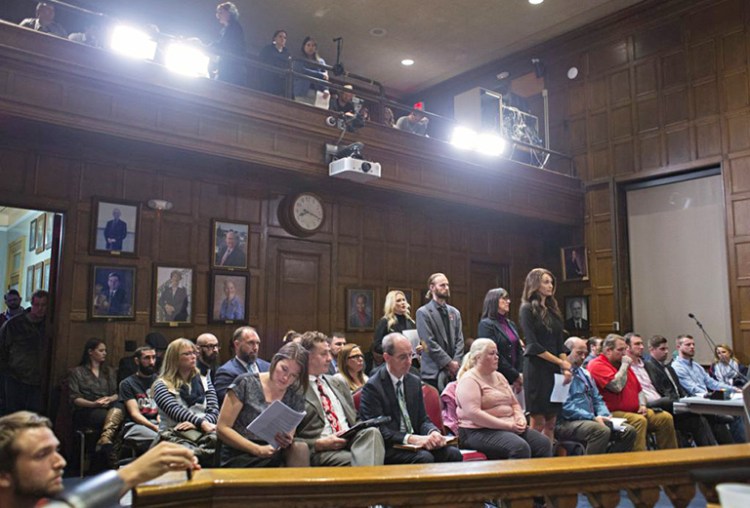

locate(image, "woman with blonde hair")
[[711, 343, 747, 387], [373, 290, 415, 355], [152, 338, 218, 463], [335, 343, 368, 392], [217, 341, 310, 467], [519, 268, 570, 443], [455, 338, 551, 459]]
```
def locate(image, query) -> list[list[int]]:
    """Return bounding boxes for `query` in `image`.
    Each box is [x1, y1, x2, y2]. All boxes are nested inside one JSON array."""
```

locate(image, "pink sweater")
[[456, 369, 526, 431]]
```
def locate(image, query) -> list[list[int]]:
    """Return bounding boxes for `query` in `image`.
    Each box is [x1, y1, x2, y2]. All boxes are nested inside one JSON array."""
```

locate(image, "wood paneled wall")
[[0, 124, 568, 391], [419, 0, 750, 357]]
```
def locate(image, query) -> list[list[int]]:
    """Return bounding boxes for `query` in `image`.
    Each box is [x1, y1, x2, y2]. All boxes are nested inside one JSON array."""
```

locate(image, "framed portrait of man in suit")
[[91, 198, 140, 257], [564, 296, 590, 335], [561, 245, 588, 281], [153, 265, 193, 326], [346, 288, 375, 331], [90, 265, 136, 320], [209, 272, 249, 324], [211, 219, 250, 270]]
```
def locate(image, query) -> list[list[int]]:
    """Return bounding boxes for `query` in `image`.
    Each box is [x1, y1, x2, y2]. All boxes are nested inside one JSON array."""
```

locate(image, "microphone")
[[688, 312, 718, 352]]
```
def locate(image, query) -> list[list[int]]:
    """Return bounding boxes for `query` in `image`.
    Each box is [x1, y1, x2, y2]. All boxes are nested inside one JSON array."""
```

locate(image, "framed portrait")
[[25, 265, 35, 300], [387, 287, 414, 309], [44, 212, 54, 251], [561, 245, 588, 281], [34, 261, 44, 291], [346, 288, 376, 331], [43, 260, 51, 291], [564, 296, 590, 334], [211, 219, 250, 270], [89, 265, 136, 320], [91, 198, 140, 256], [153, 265, 193, 326], [29, 219, 37, 252], [209, 272, 249, 324], [35, 214, 45, 254]]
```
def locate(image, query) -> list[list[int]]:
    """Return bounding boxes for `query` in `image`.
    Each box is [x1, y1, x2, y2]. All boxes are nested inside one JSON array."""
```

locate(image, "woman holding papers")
[[455, 339, 551, 459], [217, 342, 310, 467], [152, 339, 219, 465], [519, 268, 570, 444]]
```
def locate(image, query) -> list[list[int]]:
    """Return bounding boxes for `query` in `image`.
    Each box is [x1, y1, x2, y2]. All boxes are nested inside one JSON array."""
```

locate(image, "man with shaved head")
[[555, 337, 635, 454], [196, 333, 221, 382]]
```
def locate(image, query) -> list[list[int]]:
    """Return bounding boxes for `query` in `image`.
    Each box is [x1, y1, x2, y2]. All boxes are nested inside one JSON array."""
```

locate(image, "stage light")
[[451, 126, 477, 150], [476, 133, 506, 156], [165, 42, 210, 78], [401, 59, 414, 66], [110, 25, 157, 60]]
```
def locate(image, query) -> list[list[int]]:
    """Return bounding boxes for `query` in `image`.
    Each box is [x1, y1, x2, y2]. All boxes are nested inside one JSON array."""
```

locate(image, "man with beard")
[[588, 334, 677, 451], [327, 332, 347, 375], [213, 326, 270, 403], [195, 333, 220, 382], [0, 411, 197, 508], [119, 347, 160, 449], [0, 290, 49, 414], [415, 273, 464, 390]]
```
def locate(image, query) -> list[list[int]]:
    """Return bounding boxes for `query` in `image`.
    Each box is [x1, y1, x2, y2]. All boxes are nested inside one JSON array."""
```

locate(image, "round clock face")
[[292, 193, 324, 232]]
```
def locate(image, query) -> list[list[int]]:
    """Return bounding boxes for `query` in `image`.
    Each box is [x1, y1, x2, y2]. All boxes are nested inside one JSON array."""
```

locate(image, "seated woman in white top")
[[455, 339, 551, 459]]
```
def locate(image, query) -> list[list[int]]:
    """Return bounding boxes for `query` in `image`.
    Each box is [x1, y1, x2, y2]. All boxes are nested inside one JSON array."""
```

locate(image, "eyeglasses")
[[349, 354, 364, 360], [200, 345, 220, 350]]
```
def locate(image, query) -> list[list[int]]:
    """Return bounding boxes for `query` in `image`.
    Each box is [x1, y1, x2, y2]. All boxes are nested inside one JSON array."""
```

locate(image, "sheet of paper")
[[246, 400, 306, 448], [402, 329, 421, 355], [550, 373, 571, 403], [609, 417, 627, 431]]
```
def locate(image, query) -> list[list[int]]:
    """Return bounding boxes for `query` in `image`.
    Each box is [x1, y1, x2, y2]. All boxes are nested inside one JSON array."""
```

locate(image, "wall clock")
[[279, 192, 325, 236]]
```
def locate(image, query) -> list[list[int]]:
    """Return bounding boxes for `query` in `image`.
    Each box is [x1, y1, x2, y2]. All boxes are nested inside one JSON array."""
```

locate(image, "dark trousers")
[[73, 407, 109, 432], [385, 444, 462, 464], [674, 413, 718, 446], [459, 427, 552, 460], [4, 377, 42, 415]]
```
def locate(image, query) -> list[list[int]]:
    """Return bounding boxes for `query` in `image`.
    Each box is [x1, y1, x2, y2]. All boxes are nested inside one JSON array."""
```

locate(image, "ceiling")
[[95, 0, 644, 96]]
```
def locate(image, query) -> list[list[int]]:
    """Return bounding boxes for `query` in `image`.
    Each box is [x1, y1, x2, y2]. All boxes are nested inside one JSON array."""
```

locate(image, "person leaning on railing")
[[293, 36, 329, 108]]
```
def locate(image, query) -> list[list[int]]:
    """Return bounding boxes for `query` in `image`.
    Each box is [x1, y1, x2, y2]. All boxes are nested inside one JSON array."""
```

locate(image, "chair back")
[[421, 383, 444, 432], [353, 389, 362, 411]]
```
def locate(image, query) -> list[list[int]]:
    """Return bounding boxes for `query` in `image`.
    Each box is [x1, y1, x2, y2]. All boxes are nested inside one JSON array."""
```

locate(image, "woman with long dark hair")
[[69, 338, 121, 455], [293, 36, 329, 107], [519, 268, 571, 443], [477, 288, 524, 392]]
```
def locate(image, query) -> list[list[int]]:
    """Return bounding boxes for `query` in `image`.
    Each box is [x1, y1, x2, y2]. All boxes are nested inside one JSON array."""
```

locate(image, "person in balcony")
[[258, 29, 290, 96], [395, 103, 429, 136], [211, 2, 247, 86], [293, 36, 329, 108], [19, 2, 67, 38]]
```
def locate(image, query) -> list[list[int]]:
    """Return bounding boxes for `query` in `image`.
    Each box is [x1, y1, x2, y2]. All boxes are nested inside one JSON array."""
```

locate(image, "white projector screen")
[[626, 172, 731, 364]]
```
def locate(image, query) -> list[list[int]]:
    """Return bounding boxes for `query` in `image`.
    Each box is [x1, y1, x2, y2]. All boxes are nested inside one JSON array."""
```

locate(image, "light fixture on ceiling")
[[369, 28, 387, 37], [401, 58, 415, 66], [567, 66, 579, 80], [529, 0, 544, 5], [496, 71, 510, 80]]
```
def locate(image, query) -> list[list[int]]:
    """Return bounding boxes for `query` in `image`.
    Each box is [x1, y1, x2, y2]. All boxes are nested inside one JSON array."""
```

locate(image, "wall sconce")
[[147, 199, 173, 211]]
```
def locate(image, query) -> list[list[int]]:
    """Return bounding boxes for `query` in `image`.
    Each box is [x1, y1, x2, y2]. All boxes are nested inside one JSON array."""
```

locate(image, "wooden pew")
[[134, 444, 750, 508]]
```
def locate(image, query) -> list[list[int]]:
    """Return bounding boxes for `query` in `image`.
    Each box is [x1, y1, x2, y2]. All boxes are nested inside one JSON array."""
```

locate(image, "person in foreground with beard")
[[119, 346, 160, 452]]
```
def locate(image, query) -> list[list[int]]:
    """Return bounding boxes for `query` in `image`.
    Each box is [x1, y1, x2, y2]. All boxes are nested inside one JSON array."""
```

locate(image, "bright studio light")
[[476, 133, 506, 156], [165, 42, 210, 78], [529, 0, 544, 5], [110, 25, 157, 60], [451, 126, 477, 150]]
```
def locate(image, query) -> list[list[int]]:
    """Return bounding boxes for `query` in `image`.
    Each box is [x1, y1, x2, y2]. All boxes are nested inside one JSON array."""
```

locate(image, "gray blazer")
[[296, 374, 357, 449], [415, 300, 464, 382]]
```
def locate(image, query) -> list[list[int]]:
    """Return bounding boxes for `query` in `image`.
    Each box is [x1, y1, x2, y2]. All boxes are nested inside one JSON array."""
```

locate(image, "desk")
[[674, 396, 749, 438]]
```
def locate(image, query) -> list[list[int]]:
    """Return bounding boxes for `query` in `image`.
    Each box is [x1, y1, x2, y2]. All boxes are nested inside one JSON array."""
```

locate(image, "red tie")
[[316, 378, 341, 433]]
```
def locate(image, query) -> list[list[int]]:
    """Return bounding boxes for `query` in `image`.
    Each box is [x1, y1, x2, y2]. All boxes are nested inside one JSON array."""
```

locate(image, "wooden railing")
[[134, 444, 750, 508]]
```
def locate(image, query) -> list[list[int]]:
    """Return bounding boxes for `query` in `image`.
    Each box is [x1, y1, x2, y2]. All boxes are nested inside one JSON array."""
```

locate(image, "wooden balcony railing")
[[134, 444, 750, 508]]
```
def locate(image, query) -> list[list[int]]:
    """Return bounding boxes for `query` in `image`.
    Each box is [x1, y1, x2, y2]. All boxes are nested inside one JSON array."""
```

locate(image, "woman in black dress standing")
[[477, 288, 524, 394], [372, 290, 415, 353], [519, 268, 571, 443]]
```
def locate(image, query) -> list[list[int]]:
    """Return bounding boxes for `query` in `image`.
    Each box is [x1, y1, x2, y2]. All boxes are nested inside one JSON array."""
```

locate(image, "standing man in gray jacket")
[[415, 273, 464, 390]]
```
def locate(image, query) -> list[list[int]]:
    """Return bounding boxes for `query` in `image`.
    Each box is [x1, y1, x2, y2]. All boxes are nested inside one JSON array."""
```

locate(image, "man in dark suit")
[[415, 273, 464, 390], [104, 272, 128, 316], [213, 326, 270, 403], [103, 208, 127, 251], [157, 270, 188, 321], [564, 299, 589, 334], [297, 331, 384, 466], [359, 332, 462, 464], [644, 334, 729, 445], [215, 230, 246, 268]]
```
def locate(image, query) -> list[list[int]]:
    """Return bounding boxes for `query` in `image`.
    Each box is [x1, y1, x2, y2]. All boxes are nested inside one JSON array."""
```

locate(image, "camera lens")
[[361, 162, 371, 173]]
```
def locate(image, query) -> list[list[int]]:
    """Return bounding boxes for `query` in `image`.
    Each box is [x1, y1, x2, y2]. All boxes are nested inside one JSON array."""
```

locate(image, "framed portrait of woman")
[[209, 272, 249, 324], [153, 265, 193, 326], [89, 265, 136, 320], [211, 219, 250, 270]]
